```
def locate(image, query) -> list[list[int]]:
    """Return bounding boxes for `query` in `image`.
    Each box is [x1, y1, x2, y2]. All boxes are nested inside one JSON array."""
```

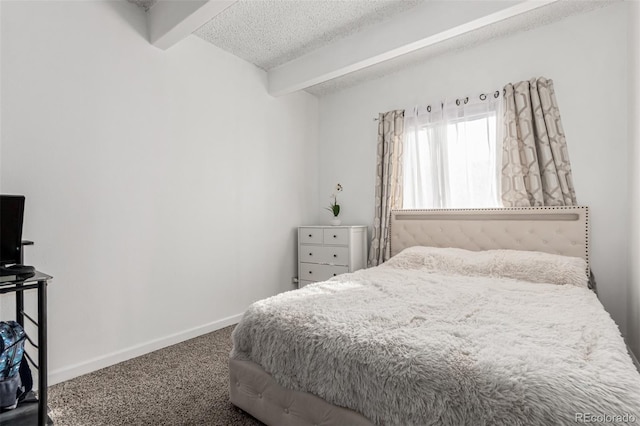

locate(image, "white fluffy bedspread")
[[231, 248, 640, 425]]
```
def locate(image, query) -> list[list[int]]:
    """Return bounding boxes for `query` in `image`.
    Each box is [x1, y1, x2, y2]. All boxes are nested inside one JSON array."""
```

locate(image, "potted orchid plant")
[[326, 183, 343, 226]]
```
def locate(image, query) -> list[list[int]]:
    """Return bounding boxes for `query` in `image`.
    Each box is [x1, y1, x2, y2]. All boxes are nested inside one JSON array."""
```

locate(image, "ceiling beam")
[[268, 0, 559, 96], [148, 0, 237, 50]]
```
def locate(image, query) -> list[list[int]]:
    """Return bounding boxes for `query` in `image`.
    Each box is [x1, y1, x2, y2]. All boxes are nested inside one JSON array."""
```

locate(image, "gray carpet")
[[48, 325, 263, 425]]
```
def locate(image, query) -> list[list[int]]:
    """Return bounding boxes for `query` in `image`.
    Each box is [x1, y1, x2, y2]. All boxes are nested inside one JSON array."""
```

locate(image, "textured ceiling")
[[194, 0, 422, 70], [128, 0, 616, 97], [306, 0, 615, 96]]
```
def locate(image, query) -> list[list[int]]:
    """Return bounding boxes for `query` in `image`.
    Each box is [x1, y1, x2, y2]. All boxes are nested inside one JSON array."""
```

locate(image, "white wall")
[[0, 1, 319, 384], [318, 3, 629, 334], [628, 0, 640, 360]]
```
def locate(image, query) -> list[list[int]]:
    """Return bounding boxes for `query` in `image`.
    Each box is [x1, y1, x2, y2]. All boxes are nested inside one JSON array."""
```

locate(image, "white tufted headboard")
[[389, 207, 590, 273]]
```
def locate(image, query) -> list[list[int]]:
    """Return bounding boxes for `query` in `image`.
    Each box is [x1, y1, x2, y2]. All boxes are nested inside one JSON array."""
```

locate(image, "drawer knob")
[[309, 252, 313, 256], [333, 273, 337, 276], [333, 235, 337, 238], [333, 254, 337, 258], [308, 271, 312, 274], [308, 234, 312, 237]]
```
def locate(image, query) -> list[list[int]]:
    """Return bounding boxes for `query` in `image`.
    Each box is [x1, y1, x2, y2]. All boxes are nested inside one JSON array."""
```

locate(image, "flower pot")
[[330, 218, 342, 226]]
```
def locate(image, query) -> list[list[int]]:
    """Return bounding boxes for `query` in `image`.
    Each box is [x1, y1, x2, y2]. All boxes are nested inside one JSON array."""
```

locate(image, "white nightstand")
[[297, 225, 367, 288]]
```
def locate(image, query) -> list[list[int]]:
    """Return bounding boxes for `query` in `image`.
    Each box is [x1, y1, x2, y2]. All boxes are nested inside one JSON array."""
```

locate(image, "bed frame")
[[229, 206, 590, 425]]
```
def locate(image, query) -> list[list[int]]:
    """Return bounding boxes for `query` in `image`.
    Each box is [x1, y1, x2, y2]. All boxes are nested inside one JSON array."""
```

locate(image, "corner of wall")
[[627, 0, 640, 360]]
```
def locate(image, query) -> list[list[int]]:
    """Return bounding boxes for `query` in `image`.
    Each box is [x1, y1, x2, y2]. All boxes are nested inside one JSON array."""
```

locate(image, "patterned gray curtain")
[[368, 110, 404, 267], [501, 77, 577, 206]]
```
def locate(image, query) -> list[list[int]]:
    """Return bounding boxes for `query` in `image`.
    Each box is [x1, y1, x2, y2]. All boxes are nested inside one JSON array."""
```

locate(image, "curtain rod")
[[373, 90, 503, 121]]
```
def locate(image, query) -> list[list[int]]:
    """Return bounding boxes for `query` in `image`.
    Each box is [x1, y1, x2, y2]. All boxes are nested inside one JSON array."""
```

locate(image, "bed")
[[229, 207, 640, 425]]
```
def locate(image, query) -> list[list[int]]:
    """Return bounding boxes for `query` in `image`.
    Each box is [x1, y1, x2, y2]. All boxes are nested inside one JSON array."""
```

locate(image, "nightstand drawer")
[[299, 246, 349, 265], [298, 280, 315, 289], [323, 265, 349, 280], [299, 227, 323, 244], [323, 228, 349, 245], [297, 225, 367, 290], [299, 263, 349, 282]]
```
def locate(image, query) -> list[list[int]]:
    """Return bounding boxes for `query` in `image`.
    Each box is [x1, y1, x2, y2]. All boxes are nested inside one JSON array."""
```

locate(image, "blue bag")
[[0, 321, 27, 410]]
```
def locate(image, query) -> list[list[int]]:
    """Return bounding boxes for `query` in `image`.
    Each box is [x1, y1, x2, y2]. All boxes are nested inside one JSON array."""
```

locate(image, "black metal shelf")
[[0, 271, 52, 425], [0, 392, 53, 425]]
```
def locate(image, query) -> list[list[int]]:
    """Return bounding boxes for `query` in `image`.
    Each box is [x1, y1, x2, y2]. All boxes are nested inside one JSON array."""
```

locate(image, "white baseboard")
[[48, 313, 244, 386]]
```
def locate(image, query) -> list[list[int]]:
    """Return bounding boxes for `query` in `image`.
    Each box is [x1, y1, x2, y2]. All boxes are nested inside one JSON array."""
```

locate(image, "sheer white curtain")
[[403, 94, 502, 209]]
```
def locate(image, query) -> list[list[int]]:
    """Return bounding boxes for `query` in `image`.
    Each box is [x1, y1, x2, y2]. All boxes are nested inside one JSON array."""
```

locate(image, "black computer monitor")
[[0, 195, 26, 266]]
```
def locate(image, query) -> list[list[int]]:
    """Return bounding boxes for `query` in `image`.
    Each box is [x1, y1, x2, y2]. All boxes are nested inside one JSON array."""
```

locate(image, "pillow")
[[383, 246, 588, 288]]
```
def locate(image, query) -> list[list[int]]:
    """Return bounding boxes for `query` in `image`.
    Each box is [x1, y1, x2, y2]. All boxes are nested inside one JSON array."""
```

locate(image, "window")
[[402, 96, 501, 209]]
